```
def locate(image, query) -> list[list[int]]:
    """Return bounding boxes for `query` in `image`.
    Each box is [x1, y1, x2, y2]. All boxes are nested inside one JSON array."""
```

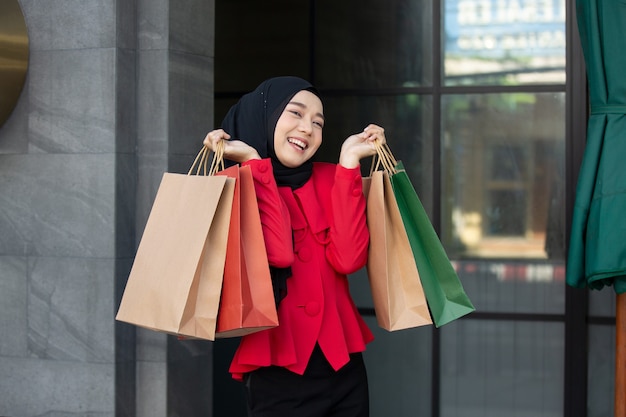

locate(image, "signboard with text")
[[445, 0, 566, 58]]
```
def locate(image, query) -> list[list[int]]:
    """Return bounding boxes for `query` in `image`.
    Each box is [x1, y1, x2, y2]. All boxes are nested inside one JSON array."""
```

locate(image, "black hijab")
[[220, 76, 321, 305], [221, 76, 321, 189]]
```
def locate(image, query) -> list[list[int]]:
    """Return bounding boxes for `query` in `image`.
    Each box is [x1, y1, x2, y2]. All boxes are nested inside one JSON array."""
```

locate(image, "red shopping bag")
[[215, 164, 279, 338]]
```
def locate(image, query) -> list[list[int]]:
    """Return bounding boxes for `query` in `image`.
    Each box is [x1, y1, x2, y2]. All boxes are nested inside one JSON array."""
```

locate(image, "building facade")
[[0, 0, 616, 416]]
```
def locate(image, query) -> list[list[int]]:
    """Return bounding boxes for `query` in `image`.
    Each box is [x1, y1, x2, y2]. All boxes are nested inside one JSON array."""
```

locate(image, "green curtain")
[[567, 0, 626, 293]]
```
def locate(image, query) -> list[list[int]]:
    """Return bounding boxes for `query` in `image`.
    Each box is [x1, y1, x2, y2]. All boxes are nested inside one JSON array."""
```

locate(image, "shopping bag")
[[363, 170, 432, 331], [116, 145, 235, 340], [377, 144, 475, 327], [214, 164, 279, 338]]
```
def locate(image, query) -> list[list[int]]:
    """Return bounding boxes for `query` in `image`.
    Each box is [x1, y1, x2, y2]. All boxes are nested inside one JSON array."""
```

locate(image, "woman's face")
[[273, 90, 324, 168]]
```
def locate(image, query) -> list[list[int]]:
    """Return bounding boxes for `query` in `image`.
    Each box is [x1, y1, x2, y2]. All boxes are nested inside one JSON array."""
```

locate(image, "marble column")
[[0, 0, 215, 415], [135, 0, 215, 415]]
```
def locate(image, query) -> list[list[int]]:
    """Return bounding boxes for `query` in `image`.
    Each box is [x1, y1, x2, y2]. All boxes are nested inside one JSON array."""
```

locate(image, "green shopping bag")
[[373, 143, 475, 327]]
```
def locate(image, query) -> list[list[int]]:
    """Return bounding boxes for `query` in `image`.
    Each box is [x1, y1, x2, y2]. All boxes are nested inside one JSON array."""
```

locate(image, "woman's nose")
[[298, 118, 313, 134]]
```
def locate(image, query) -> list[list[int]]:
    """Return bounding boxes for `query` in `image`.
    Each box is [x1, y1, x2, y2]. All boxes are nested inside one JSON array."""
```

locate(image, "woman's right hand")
[[202, 129, 262, 164]]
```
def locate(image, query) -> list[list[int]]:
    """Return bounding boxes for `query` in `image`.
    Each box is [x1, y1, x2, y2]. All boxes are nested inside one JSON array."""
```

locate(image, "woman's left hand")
[[339, 124, 386, 169]]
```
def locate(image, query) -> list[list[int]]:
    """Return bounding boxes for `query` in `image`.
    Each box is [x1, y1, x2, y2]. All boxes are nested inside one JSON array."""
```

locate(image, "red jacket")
[[229, 158, 374, 380]]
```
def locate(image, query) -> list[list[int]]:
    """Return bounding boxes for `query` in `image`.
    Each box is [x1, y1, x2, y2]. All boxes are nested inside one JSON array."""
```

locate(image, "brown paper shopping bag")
[[116, 146, 235, 340], [214, 164, 279, 338], [363, 170, 432, 331]]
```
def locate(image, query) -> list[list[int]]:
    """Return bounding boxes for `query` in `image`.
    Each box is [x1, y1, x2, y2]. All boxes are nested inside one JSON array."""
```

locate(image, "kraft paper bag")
[[116, 146, 235, 340], [363, 170, 433, 331], [215, 164, 279, 338]]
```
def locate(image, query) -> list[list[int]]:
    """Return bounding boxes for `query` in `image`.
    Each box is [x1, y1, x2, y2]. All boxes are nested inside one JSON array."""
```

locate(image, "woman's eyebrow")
[[288, 101, 325, 121]]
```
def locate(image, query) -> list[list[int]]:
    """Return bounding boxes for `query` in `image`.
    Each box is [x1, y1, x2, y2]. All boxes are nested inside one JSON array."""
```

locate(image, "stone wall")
[[0, 1, 215, 415]]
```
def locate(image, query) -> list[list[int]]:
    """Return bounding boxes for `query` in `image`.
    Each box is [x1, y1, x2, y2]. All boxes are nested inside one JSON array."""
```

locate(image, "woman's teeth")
[[288, 138, 307, 150]]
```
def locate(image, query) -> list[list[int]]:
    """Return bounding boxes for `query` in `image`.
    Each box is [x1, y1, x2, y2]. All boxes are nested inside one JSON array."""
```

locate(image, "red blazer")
[[229, 158, 374, 380]]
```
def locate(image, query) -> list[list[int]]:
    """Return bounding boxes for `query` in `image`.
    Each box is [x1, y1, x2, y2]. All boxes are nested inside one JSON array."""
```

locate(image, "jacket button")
[[261, 174, 271, 184], [258, 163, 268, 173], [304, 301, 320, 316], [297, 246, 312, 262]]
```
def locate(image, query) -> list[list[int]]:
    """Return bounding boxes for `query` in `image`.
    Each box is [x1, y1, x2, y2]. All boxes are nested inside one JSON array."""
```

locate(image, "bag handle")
[[187, 141, 225, 176], [370, 141, 398, 175], [207, 140, 225, 175]]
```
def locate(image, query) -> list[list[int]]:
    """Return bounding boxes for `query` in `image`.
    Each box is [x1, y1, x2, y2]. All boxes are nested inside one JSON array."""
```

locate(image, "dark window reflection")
[[315, 1, 432, 89], [487, 189, 526, 235], [491, 145, 526, 181], [441, 320, 564, 416]]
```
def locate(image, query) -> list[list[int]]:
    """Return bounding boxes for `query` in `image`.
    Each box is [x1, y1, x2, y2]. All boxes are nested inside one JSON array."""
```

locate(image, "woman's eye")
[[290, 110, 302, 117], [313, 121, 324, 128]]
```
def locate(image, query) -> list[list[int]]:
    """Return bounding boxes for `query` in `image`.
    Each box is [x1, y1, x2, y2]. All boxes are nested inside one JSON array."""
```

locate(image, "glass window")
[[587, 325, 615, 417], [315, 1, 433, 89], [215, 0, 311, 92], [443, 0, 566, 86], [441, 320, 564, 417], [363, 316, 433, 417], [441, 92, 566, 260], [589, 289, 616, 318], [216, 0, 586, 415], [441, 92, 566, 313], [457, 259, 565, 314]]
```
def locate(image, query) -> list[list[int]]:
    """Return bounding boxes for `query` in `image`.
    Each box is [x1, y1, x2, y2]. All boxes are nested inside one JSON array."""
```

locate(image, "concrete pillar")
[[0, 0, 215, 415]]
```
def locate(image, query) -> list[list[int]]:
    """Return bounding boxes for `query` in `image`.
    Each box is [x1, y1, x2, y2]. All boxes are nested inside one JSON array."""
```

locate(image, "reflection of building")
[[443, 93, 565, 259], [445, 0, 566, 84]]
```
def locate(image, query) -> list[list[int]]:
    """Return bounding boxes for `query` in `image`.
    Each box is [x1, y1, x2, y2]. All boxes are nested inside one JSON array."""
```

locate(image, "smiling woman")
[[202, 76, 387, 416], [0, 0, 29, 128]]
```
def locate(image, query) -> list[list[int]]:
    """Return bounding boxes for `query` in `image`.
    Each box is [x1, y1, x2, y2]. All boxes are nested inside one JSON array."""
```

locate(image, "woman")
[[203, 76, 386, 417]]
